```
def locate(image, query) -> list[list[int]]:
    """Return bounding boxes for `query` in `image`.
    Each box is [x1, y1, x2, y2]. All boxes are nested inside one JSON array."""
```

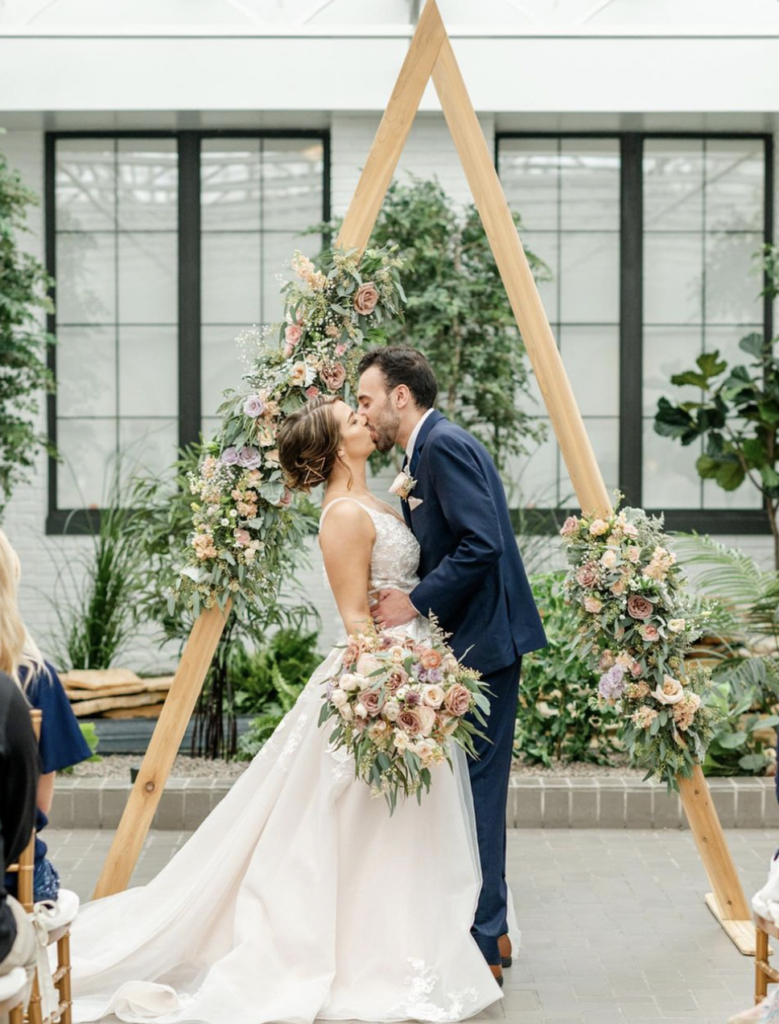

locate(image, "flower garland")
[[176, 245, 406, 617], [561, 505, 718, 786]]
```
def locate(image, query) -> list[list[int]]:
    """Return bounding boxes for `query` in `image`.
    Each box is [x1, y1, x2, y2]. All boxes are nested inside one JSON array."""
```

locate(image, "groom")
[[357, 346, 547, 986]]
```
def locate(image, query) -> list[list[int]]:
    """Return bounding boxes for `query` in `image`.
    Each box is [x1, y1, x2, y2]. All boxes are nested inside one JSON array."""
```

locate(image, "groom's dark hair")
[[358, 347, 438, 410]]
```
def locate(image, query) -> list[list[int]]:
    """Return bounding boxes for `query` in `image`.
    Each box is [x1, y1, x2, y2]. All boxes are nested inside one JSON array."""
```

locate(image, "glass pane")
[[705, 139, 764, 233], [201, 325, 247, 418], [117, 232, 178, 324], [561, 325, 619, 417], [56, 232, 116, 325], [643, 139, 703, 233], [642, 420, 701, 508], [262, 231, 320, 324], [55, 138, 115, 232], [118, 326, 177, 417], [57, 418, 116, 508], [644, 233, 702, 325], [560, 139, 620, 231], [200, 416, 222, 442], [202, 232, 261, 325], [201, 140, 261, 232], [508, 425, 558, 507], [706, 324, 763, 377], [499, 139, 559, 232], [518, 232, 558, 324], [642, 326, 703, 416], [56, 326, 116, 418], [705, 232, 764, 324], [117, 140, 178, 231], [559, 232, 619, 324], [262, 138, 325, 231], [118, 419, 178, 483], [703, 477, 763, 510]]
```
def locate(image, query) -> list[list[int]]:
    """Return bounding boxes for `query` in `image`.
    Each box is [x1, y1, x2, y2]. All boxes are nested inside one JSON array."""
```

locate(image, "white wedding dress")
[[67, 500, 508, 1024]]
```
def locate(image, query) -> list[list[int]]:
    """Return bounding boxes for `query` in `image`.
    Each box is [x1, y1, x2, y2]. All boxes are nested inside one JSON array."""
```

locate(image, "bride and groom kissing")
[[67, 345, 547, 1024]]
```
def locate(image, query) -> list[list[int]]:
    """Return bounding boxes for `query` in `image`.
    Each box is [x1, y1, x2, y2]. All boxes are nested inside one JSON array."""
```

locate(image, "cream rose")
[[384, 698, 400, 722], [330, 688, 348, 707], [653, 675, 685, 705], [356, 654, 382, 678], [668, 619, 686, 633], [600, 549, 618, 569], [422, 684, 445, 709], [583, 596, 603, 614], [415, 705, 437, 736], [340, 672, 361, 692], [589, 518, 609, 536]]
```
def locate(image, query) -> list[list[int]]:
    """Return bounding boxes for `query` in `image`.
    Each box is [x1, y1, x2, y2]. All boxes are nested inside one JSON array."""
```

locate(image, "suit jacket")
[[403, 411, 547, 678]]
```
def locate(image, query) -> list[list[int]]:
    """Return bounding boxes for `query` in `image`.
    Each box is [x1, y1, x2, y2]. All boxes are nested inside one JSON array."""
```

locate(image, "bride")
[[67, 395, 509, 1024]]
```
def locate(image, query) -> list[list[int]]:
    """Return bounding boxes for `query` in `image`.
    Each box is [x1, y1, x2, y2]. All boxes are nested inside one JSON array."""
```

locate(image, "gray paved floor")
[[48, 829, 775, 1024]]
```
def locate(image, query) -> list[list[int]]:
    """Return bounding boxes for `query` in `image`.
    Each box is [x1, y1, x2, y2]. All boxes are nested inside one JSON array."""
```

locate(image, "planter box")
[[85, 715, 257, 754]]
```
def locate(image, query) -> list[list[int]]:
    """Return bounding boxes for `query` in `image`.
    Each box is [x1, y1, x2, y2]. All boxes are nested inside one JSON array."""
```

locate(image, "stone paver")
[[47, 828, 775, 1023]]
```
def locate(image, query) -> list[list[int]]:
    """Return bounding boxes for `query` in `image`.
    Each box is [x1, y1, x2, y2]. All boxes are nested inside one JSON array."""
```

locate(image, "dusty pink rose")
[[353, 282, 379, 315], [358, 686, 385, 718], [630, 660, 643, 678], [444, 684, 471, 717], [560, 515, 579, 538], [627, 595, 653, 620], [234, 528, 251, 547], [284, 340, 296, 358], [385, 667, 408, 694], [576, 562, 600, 589], [626, 545, 641, 563], [584, 596, 602, 614], [610, 579, 626, 596], [335, 343, 347, 356], [397, 709, 422, 736], [320, 362, 347, 392], [639, 624, 660, 643], [285, 323, 303, 347]]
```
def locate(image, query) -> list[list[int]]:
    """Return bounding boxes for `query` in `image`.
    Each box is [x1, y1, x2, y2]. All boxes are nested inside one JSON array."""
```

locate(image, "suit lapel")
[[411, 410, 445, 475]]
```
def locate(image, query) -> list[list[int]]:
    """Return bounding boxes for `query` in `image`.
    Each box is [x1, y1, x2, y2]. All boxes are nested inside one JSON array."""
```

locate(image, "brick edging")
[[52, 775, 779, 831]]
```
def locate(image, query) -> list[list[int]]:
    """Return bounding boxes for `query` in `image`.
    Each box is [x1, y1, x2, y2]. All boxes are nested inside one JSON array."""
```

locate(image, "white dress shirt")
[[405, 408, 435, 467]]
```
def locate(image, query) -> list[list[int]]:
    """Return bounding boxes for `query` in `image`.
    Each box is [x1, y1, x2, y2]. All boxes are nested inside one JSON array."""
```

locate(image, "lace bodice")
[[319, 498, 420, 595]]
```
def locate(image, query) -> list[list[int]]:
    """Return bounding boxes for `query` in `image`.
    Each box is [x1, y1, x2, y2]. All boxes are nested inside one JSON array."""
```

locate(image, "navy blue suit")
[[402, 410, 546, 964]]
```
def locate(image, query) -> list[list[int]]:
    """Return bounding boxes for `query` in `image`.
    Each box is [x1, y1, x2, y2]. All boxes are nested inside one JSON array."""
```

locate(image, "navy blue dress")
[[6, 662, 92, 901]]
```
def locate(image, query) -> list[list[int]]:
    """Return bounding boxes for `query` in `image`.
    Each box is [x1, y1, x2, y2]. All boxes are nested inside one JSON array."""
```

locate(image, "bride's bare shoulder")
[[319, 498, 376, 540]]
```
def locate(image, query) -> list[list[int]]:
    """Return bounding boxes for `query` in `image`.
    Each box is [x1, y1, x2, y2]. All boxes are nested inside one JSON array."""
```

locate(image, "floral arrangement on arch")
[[561, 505, 718, 787], [175, 245, 406, 617]]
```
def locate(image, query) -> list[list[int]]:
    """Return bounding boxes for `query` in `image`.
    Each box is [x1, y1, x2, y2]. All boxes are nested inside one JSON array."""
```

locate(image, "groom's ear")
[[394, 384, 412, 409]]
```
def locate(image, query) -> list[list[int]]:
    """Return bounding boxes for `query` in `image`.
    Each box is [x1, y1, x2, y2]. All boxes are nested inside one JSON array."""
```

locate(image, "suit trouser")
[[467, 656, 522, 965]]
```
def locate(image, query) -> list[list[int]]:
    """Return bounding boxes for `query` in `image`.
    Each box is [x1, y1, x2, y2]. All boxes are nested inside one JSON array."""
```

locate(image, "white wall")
[[1, 110, 776, 674]]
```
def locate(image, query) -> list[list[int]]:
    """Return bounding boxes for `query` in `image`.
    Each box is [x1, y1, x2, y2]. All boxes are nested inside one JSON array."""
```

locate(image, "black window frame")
[[495, 130, 774, 535], [45, 128, 331, 535]]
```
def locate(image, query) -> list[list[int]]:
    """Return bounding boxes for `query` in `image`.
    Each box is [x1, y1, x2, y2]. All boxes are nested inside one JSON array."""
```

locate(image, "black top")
[[0, 672, 40, 961]]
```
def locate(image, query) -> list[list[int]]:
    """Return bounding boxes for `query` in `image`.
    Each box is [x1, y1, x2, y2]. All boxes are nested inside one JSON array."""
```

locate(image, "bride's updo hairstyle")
[[278, 395, 347, 493]]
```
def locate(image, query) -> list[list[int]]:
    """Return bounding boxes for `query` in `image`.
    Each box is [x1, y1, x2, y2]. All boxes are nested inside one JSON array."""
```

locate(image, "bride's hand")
[[373, 589, 417, 629]]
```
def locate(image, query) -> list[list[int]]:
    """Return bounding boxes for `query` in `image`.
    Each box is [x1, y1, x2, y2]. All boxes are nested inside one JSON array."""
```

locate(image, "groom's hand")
[[373, 589, 417, 629]]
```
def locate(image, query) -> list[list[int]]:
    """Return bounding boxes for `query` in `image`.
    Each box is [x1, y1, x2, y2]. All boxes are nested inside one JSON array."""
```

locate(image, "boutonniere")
[[389, 470, 417, 502]]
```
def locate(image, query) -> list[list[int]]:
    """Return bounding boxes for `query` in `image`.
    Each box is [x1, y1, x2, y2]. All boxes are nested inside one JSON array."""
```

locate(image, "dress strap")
[[319, 497, 375, 529]]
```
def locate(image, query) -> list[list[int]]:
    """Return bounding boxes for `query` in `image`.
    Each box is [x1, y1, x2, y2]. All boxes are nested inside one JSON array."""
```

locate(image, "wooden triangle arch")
[[92, 0, 755, 955]]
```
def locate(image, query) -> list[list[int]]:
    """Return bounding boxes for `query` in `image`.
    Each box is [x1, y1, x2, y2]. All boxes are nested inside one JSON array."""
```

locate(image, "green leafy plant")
[[0, 135, 56, 516], [62, 721, 100, 774], [515, 571, 618, 766], [317, 176, 549, 472], [702, 685, 777, 776], [48, 478, 143, 671], [236, 669, 311, 761], [654, 244, 779, 568], [232, 628, 321, 716]]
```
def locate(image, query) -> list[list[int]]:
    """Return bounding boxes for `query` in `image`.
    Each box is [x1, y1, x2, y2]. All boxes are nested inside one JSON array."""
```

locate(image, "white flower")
[[330, 688, 347, 707], [396, 685, 409, 701], [668, 618, 686, 633], [384, 698, 400, 721], [600, 549, 618, 569], [339, 704, 353, 720], [388, 471, 417, 502], [340, 672, 360, 692], [393, 729, 410, 750], [355, 702, 368, 719], [422, 684, 445, 709], [653, 675, 685, 705]]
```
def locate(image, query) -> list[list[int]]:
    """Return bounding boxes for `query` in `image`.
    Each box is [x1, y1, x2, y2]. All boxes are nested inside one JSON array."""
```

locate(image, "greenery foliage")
[[654, 244, 779, 568], [0, 138, 55, 517], [363, 176, 549, 472], [515, 571, 617, 766]]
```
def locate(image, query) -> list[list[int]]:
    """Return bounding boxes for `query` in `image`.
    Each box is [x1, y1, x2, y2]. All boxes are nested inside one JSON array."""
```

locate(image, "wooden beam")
[[92, 602, 231, 899]]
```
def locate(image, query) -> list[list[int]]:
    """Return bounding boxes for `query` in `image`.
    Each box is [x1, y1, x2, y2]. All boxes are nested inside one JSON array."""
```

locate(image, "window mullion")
[[619, 133, 643, 508], [178, 131, 202, 449]]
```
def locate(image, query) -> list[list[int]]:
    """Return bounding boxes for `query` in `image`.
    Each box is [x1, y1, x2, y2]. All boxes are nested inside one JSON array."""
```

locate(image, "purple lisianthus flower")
[[598, 664, 626, 700], [243, 394, 265, 418], [237, 445, 262, 469], [221, 446, 240, 466], [424, 667, 444, 684]]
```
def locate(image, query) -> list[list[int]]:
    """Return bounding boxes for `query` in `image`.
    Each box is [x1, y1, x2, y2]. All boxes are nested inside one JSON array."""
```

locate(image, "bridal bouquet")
[[319, 621, 490, 813], [561, 505, 718, 787]]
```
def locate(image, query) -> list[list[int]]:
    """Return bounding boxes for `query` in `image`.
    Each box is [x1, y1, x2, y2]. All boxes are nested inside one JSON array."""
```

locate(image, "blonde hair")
[[0, 529, 47, 688]]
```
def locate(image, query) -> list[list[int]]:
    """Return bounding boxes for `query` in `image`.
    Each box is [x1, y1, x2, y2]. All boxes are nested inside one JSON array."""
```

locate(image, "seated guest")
[[0, 669, 40, 1014], [0, 530, 92, 903]]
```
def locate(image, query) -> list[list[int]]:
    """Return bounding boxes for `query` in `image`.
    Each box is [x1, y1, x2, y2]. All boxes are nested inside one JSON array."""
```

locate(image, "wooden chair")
[[5, 708, 76, 1024], [754, 912, 779, 1004]]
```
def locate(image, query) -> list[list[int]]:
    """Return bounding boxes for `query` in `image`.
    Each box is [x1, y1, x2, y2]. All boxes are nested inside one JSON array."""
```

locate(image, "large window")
[[46, 131, 328, 531], [497, 132, 772, 532]]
